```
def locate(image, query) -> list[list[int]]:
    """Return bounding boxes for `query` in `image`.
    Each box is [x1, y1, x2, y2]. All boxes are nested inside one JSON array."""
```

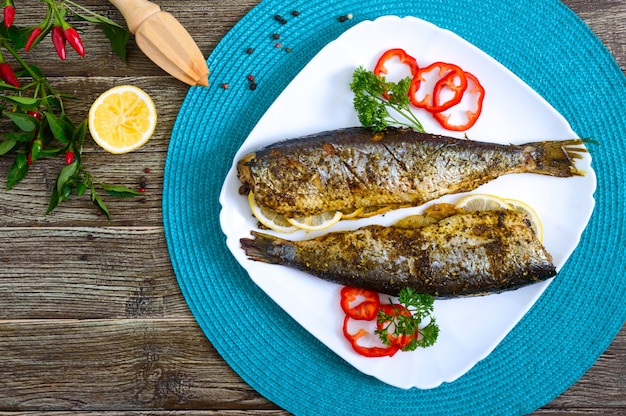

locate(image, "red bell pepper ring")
[[409, 61, 467, 111], [343, 315, 399, 358], [433, 71, 485, 131], [374, 48, 419, 100], [430, 70, 468, 113], [340, 286, 380, 321], [376, 303, 416, 350], [374, 48, 419, 78]]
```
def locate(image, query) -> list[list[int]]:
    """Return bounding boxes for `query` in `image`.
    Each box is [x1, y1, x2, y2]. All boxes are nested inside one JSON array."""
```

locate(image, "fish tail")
[[526, 139, 588, 177], [240, 231, 288, 265]]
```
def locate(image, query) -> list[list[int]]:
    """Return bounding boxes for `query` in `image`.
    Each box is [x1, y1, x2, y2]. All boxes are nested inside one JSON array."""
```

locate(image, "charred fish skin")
[[240, 210, 556, 298], [237, 127, 586, 217]]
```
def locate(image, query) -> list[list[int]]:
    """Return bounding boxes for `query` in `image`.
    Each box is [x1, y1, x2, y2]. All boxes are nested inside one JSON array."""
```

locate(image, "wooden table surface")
[[0, 0, 624, 414]]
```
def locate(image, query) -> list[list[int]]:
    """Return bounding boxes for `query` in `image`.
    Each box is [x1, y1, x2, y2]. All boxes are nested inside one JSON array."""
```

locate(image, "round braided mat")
[[163, 1, 626, 414]]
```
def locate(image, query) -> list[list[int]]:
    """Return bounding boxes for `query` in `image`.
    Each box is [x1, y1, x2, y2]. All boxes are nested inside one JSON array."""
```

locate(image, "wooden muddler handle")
[[109, 0, 209, 87]]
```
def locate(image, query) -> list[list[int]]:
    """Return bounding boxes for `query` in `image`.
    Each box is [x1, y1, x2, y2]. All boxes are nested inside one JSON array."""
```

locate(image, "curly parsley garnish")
[[350, 66, 425, 133], [376, 287, 439, 351]]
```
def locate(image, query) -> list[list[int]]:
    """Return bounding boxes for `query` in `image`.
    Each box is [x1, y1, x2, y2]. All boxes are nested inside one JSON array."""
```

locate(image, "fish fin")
[[525, 139, 588, 177], [240, 231, 284, 264]]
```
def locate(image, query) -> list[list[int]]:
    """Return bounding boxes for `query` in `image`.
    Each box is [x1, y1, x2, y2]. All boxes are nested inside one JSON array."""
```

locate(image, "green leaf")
[[56, 161, 78, 196], [76, 182, 87, 196], [46, 182, 60, 215], [0, 96, 40, 107], [0, 138, 17, 155], [72, 118, 87, 148], [2, 131, 33, 142], [6, 153, 29, 190], [100, 183, 142, 198], [4, 112, 39, 132], [61, 182, 73, 201], [39, 146, 67, 157], [90, 187, 111, 220], [44, 112, 74, 143], [101, 23, 129, 61]]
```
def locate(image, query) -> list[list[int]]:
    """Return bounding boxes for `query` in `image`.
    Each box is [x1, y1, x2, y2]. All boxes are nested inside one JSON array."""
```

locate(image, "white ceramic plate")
[[219, 16, 596, 389]]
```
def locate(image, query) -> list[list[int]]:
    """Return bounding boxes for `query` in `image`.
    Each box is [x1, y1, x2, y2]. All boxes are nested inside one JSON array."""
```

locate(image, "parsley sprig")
[[350, 66, 425, 133], [376, 287, 439, 351]]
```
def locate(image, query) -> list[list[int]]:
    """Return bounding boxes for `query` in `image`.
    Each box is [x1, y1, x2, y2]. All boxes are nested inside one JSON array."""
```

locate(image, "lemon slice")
[[88, 85, 157, 154], [358, 205, 393, 218], [341, 207, 365, 219], [248, 192, 297, 233], [455, 194, 511, 212], [287, 211, 343, 232], [504, 198, 544, 242]]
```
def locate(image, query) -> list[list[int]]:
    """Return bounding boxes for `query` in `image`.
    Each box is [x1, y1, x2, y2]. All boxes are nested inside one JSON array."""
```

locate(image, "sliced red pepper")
[[340, 286, 380, 321], [376, 303, 416, 350], [409, 62, 466, 111], [343, 315, 399, 358], [373, 48, 419, 79], [374, 48, 419, 100], [433, 71, 485, 131], [430, 70, 468, 113]]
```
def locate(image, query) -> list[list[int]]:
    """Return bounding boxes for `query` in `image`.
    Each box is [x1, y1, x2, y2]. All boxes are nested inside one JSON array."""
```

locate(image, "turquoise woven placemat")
[[163, 0, 626, 414]]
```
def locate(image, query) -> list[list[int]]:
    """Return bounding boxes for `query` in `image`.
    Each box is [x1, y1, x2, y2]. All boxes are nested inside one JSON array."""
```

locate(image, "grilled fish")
[[240, 209, 556, 298], [237, 127, 586, 218]]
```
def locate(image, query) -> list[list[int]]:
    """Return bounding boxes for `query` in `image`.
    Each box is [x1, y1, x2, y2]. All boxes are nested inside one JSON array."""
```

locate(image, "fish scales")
[[237, 127, 586, 217], [240, 210, 556, 298]]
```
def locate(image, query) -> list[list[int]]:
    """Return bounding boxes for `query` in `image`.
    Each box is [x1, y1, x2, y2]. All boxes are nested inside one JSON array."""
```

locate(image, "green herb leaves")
[[0, 1, 136, 220], [376, 287, 439, 351], [350, 66, 425, 133]]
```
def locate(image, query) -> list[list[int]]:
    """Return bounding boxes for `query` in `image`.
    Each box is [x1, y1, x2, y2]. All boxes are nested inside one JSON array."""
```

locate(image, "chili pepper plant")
[[0, 0, 135, 220]]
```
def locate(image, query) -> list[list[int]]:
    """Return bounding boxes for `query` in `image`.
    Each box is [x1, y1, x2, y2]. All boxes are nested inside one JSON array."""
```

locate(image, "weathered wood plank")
[[0, 319, 281, 411], [0, 228, 188, 319], [0, 319, 622, 413]]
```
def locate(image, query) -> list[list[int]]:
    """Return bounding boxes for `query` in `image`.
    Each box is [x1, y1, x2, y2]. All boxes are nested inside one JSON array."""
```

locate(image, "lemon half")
[[88, 85, 157, 154]]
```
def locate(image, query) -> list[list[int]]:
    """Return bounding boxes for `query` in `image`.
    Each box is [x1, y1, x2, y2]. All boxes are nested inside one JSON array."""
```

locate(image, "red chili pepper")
[[27, 153, 32, 165], [376, 303, 416, 350], [3, 3, 15, 28], [51, 26, 66, 60], [433, 71, 485, 131], [340, 286, 380, 321], [409, 62, 466, 111], [25, 27, 44, 52], [0, 62, 18, 87], [373, 48, 419, 78], [63, 27, 85, 57], [64, 151, 75, 165], [26, 110, 42, 120], [342, 315, 399, 358]]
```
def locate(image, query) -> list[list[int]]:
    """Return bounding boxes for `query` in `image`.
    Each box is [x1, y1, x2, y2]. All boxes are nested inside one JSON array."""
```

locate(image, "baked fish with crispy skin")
[[237, 127, 586, 218], [240, 209, 556, 298]]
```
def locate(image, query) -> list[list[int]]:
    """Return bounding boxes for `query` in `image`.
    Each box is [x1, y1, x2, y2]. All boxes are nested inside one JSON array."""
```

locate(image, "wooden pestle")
[[109, 0, 209, 87]]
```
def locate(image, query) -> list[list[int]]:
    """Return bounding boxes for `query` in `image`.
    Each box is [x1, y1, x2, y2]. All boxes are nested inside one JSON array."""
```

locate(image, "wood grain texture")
[[0, 0, 624, 415]]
